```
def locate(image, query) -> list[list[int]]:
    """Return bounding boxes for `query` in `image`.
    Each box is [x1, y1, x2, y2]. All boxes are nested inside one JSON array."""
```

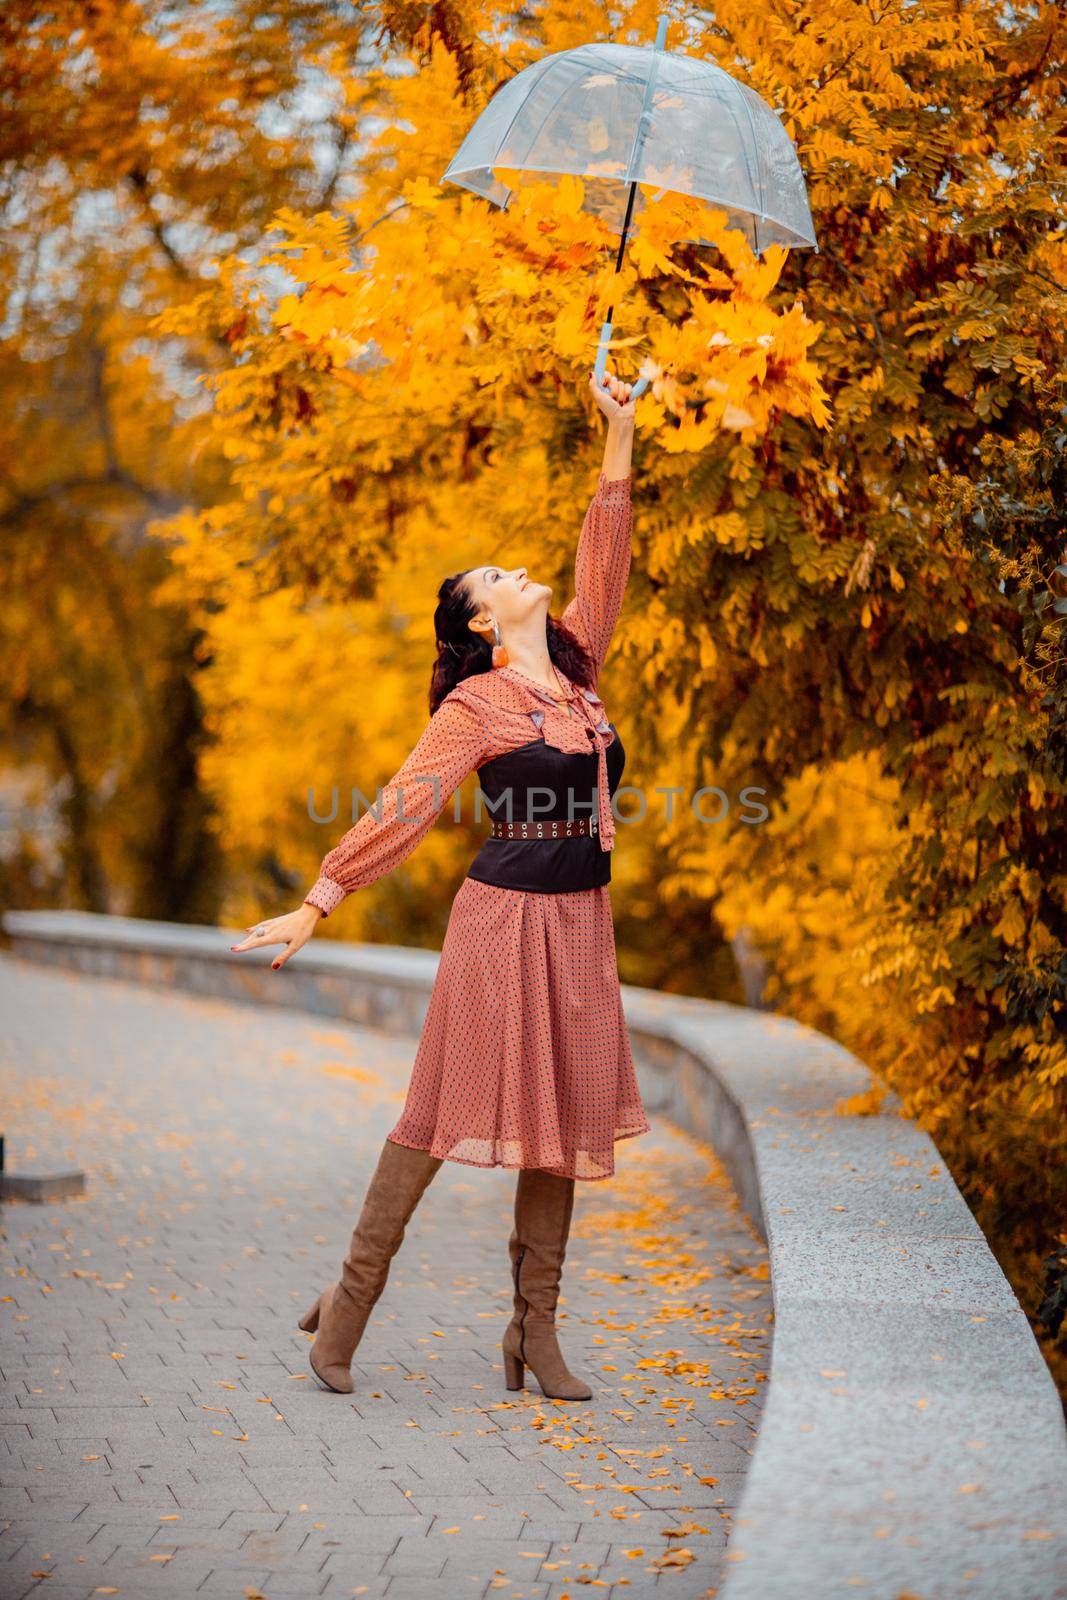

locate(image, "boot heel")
[[503, 1350, 525, 1391], [298, 1297, 321, 1333]]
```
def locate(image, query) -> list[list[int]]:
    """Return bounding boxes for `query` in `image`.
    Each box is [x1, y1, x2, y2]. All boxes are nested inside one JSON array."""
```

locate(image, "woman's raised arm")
[[559, 370, 636, 683]]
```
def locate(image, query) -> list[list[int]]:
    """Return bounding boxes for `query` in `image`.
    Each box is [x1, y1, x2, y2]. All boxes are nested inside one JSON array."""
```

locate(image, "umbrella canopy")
[[441, 39, 817, 254], [441, 18, 817, 398]]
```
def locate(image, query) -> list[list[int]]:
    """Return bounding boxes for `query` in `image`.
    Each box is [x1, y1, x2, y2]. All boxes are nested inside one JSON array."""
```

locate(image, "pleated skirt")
[[386, 876, 651, 1181]]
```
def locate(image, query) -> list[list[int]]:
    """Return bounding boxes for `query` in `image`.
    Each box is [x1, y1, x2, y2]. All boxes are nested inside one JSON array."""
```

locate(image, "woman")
[[231, 368, 650, 1401]]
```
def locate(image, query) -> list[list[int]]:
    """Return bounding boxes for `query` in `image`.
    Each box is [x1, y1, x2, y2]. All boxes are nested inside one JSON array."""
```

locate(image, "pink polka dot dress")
[[303, 472, 651, 1181]]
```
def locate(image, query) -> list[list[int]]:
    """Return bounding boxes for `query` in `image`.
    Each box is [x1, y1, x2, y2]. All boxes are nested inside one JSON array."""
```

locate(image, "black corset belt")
[[465, 723, 626, 895]]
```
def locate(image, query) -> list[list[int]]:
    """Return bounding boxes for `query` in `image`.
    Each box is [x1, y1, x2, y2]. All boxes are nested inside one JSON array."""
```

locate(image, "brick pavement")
[[0, 954, 771, 1600]]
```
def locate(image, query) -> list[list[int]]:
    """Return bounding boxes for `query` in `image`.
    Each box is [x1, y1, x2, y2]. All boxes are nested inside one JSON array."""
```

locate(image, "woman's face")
[[464, 563, 552, 643]]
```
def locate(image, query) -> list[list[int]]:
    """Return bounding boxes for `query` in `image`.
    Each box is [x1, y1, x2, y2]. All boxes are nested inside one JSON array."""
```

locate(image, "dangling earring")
[[491, 618, 510, 670]]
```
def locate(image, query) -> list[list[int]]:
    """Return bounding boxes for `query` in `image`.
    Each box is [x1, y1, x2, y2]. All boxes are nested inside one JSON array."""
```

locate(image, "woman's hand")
[[229, 903, 324, 970], [590, 367, 636, 426]]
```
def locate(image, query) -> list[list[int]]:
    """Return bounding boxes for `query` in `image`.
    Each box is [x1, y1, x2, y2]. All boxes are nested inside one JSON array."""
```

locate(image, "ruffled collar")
[[499, 663, 578, 707], [450, 666, 606, 718], [450, 667, 617, 851]]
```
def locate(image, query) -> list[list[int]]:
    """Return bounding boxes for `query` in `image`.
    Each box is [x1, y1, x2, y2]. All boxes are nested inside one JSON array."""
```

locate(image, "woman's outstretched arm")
[[230, 691, 487, 967], [302, 691, 487, 915], [560, 370, 636, 683]]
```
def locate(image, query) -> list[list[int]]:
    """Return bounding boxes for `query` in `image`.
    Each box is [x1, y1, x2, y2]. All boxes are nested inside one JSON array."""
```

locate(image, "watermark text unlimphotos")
[[307, 781, 769, 827]]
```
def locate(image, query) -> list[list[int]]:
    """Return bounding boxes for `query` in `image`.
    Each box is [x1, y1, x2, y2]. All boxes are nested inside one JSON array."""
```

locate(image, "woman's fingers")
[[590, 369, 635, 425], [231, 908, 318, 967], [591, 373, 616, 408], [271, 937, 305, 972], [273, 925, 315, 970], [230, 923, 281, 953], [591, 369, 634, 407], [608, 371, 634, 407]]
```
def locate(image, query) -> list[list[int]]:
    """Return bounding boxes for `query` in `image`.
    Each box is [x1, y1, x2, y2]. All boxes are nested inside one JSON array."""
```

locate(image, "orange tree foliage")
[[154, 0, 1067, 1377], [0, 0, 373, 916], [2, 3, 1062, 1376]]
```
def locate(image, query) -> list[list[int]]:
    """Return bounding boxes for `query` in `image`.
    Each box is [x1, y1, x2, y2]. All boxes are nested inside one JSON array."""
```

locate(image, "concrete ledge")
[[0, 1170, 86, 1203], [4, 908, 1066, 1598]]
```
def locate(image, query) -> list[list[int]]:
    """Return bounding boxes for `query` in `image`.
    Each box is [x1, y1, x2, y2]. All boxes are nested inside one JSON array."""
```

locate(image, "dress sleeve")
[[303, 690, 487, 917], [559, 471, 633, 683]]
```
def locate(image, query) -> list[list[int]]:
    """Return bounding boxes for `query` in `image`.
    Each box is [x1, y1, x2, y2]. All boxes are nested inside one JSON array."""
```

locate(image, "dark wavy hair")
[[429, 568, 595, 715]]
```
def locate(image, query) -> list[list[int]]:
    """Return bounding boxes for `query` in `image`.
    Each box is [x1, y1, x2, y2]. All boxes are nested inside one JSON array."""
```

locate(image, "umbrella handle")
[[594, 319, 650, 400], [593, 319, 613, 382]]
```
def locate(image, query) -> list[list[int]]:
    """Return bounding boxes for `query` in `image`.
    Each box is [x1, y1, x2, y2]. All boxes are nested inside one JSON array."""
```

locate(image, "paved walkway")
[[0, 954, 771, 1600]]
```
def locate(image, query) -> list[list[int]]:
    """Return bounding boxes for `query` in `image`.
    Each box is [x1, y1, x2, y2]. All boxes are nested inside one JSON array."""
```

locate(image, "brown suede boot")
[[298, 1137, 443, 1393], [501, 1167, 592, 1402]]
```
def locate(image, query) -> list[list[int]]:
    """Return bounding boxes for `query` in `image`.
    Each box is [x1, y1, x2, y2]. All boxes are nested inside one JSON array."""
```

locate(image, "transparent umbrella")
[[441, 14, 818, 398]]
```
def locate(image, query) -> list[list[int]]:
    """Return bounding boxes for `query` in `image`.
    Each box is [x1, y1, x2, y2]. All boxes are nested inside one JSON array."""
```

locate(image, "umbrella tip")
[[654, 15, 668, 50]]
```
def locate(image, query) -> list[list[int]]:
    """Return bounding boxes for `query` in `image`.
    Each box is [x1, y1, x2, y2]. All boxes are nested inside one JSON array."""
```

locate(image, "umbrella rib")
[[732, 87, 769, 254]]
